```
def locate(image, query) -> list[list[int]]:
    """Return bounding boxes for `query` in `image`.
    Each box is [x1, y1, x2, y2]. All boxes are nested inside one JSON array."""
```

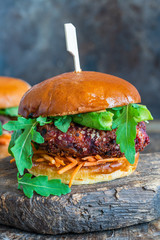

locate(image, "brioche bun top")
[[18, 71, 141, 117], [0, 76, 30, 109]]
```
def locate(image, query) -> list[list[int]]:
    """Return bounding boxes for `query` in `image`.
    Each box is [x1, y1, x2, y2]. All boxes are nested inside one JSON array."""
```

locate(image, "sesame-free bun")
[[28, 153, 139, 185], [18, 71, 141, 117], [0, 145, 10, 159], [0, 76, 30, 109]]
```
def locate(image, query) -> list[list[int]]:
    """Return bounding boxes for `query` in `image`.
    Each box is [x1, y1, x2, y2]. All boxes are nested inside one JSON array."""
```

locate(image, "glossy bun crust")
[[0, 145, 10, 159], [19, 71, 141, 117], [28, 153, 139, 185], [0, 76, 30, 109]]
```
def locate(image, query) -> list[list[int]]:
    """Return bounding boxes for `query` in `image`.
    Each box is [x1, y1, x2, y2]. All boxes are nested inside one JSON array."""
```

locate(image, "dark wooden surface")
[[1, 153, 160, 235], [0, 121, 160, 239], [0, 219, 160, 240]]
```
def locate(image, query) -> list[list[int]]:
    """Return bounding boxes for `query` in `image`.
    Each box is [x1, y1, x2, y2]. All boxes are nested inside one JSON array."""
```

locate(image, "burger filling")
[[37, 121, 149, 159], [4, 103, 153, 188]]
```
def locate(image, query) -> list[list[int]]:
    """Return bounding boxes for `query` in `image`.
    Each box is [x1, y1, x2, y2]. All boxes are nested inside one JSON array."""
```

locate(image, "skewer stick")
[[64, 23, 81, 72]]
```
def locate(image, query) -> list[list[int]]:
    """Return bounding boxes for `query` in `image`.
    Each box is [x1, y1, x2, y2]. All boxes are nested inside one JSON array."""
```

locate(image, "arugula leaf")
[[0, 107, 18, 117], [112, 105, 137, 164], [9, 122, 42, 175], [53, 116, 72, 133], [112, 104, 153, 164], [37, 116, 52, 126], [0, 122, 2, 136], [3, 117, 44, 175], [73, 111, 113, 130], [8, 129, 22, 155], [131, 104, 153, 122], [109, 107, 123, 120], [3, 117, 35, 131], [17, 173, 71, 198]]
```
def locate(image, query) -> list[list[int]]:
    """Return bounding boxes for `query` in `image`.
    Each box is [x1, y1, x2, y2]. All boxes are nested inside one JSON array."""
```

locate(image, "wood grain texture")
[[0, 219, 160, 240], [0, 152, 160, 235]]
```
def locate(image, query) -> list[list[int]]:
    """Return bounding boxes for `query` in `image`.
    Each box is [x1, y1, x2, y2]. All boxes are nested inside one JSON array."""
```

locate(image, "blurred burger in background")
[[0, 77, 30, 158]]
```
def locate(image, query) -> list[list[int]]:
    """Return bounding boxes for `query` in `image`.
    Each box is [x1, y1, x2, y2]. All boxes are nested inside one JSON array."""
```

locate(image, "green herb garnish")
[[0, 107, 18, 117], [17, 173, 71, 198], [112, 105, 137, 164], [53, 115, 72, 133], [112, 104, 153, 164], [3, 117, 47, 175], [0, 122, 2, 136], [8, 129, 22, 155], [131, 104, 153, 122], [0, 106, 19, 136], [4, 116, 71, 197], [73, 111, 113, 130]]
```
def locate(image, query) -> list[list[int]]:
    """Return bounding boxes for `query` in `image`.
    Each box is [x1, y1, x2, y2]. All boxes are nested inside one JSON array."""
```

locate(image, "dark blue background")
[[0, 0, 160, 118]]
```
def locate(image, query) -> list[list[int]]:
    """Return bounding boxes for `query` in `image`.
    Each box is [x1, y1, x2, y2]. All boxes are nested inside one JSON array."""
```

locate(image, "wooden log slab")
[[1, 218, 160, 240], [0, 152, 160, 235]]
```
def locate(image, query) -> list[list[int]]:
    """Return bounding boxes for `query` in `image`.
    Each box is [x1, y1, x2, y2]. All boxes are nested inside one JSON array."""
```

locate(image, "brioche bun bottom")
[[0, 145, 10, 159], [28, 153, 139, 185]]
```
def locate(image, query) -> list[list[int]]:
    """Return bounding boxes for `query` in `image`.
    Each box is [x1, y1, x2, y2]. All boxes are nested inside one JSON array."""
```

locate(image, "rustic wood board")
[[0, 152, 160, 235], [1, 218, 160, 240]]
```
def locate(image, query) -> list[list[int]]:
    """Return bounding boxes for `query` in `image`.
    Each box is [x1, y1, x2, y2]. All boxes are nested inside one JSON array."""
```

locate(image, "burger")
[[0, 76, 30, 158], [4, 71, 153, 196]]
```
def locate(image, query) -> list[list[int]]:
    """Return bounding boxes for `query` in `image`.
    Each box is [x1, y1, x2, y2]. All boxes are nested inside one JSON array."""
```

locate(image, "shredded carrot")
[[57, 162, 77, 174], [83, 161, 101, 167], [88, 158, 96, 162], [10, 158, 15, 163], [35, 158, 46, 163], [42, 154, 54, 161], [99, 157, 126, 162], [41, 154, 55, 164], [66, 157, 78, 164], [69, 163, 84, 188], [82, 156, 92, 161], [82, 156, 96, 162], [95, 155, 103, 160], [49, 163, 55, 166], [55, 157, 65, 166], [55, 162, 61, 168], [83, 158, 120, 166], [33, 151, 126, 186]]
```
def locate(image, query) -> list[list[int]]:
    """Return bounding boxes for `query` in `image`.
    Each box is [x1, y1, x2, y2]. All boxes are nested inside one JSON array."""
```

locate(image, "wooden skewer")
[[64, 23, 81, 72]]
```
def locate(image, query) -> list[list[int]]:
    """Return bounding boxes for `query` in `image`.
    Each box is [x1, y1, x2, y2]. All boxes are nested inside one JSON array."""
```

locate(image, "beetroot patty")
[[37, 121, 150, 158]]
